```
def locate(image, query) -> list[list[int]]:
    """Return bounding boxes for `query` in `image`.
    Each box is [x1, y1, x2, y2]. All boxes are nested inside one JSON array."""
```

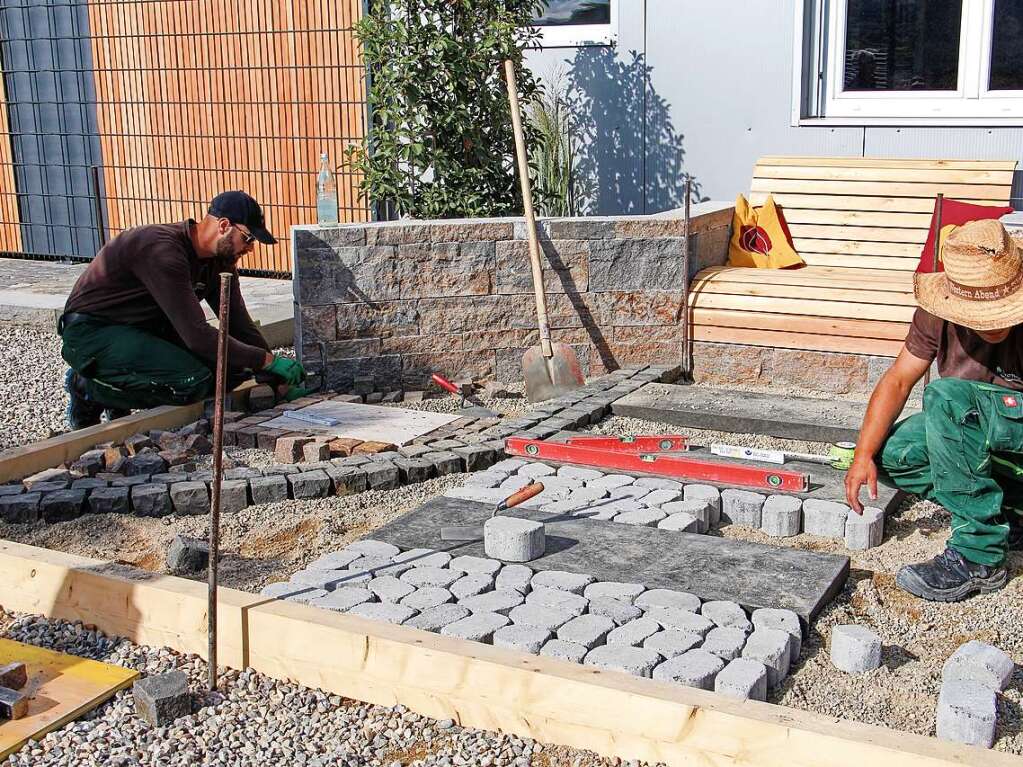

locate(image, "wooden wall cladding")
[[85, 0, 369, 273]]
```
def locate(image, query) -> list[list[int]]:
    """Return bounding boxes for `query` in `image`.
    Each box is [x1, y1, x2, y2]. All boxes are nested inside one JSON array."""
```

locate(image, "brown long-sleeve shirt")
[[63, 220, 269, 372]]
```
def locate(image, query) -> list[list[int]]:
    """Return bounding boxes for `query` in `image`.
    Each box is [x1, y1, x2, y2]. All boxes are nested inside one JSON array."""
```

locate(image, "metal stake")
[[208, 272, 232, 692], [90, 165, 107, 249], [923, 193, 943, 389], [681, 175, 693, 381]]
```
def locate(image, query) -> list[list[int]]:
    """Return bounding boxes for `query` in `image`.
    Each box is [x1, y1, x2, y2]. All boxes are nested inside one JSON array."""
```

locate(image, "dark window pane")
[[991, 0, 1023, 90], [843, 0, 961, 91], [534, 1, 610, 26]]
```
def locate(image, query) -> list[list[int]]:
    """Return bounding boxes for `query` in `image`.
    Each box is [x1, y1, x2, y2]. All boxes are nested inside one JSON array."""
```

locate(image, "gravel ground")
[[0, 320, 67, 451]]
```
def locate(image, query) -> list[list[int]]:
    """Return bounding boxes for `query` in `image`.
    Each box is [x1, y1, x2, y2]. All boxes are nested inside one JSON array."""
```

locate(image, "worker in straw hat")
[[846, 219, 1023, 602]]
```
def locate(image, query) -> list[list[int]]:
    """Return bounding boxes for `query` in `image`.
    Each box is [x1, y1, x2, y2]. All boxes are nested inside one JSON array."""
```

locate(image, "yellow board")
[[0, 638, 138, 759]]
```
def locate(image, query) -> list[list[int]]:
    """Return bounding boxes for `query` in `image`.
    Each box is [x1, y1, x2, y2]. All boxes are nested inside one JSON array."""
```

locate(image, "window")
[[532, 0, 617, 47], [799, 0, 1023, 122]]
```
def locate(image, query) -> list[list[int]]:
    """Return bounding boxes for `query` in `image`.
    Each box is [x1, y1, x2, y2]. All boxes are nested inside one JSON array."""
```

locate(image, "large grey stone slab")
[[372, 497, 850, 624]]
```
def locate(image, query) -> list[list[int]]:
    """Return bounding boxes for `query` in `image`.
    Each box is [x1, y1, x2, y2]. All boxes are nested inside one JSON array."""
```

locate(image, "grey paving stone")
[[393, 548, 453, 569], [493, 624, 552, 654], [518, 462, 556, 478], [133, 670, 190, 727], [459, 589, 524, 616], [166, 534, 208, 573], [348, 555, 402, 576], [830, 624, 882, 674], [307, 549, 363, 571], [452, 445, 497, 472], [802, 499, 849, 538], [557, 614, 615, 649], [845, 506, 885, 550], [0, 492, 40, 523], [540, 498, 590, 515], [347, 602, 418, 625], [365, 462, 401, 490], [70, 478, 107, 491], [557, 466, 604, 482], [526, 586, 589, 617], [249, 475, 289, 504], [643, 630, 702, 659], [657, 512, 702, 533], [445, 486, 508, 505], [462, 471, 506, 489], [509, 603, 574, 632], [614, 508, 667, 527], [635, 588, 701, 613], [347, 540, 401, 559], [440, 611, 509, 643], [715, 658, 768, 701], [646, 607, 714, 637], [700, 601, 751, 633], [742, 628, 792, 688], [326, 568, 375, 587], [308, 587, 375, 612], [761, 495, 802, 538], [751, 608, 803, 664], [288, 470, 332, 500], [38, 489, 86, 523], [495, 564, 533, 595], [530, 570, 595, 595], [491, 458, 527, 473], [683, 484, 721, 526], [721, 489, 766, 528], [484, 516, 545, 562], [29, 480, 72, 494], [942, 640, 1015, 692], [217, 479, 249, 514], [449, 555, 502, 576], [131, 484, 171, 517], [447, 571, 492, 598], [399, 586, 454, 611], [652, 648, 725, 689], [937, 681, 997, 748], [404, 604, 470, 632], [584, 645, 662, 678], [607, 485, 650, 501], [86, 486, 130, 515], [568, 487, 610, 503], [324, 465, 368, 496], [634, 477, 683, 491], [583, 581, 646, 603], [540, 639, 589, 663], [169, 481, 210, 516], [587, 597, 644, 626], [586, 474, 635, 491], [422, 450, 464, 475], [642, 488, 683, 507], [606, 617, 662, 647], [292, 569, 361, 590], [499, 474, 533, 493], [260, 582, 325, 601], [702, 627, 748, 661], [368, 575, 416, 603]]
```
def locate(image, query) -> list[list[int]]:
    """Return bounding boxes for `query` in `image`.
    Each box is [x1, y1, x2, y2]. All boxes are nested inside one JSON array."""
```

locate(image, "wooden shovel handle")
[[504, 59, 553, 359], [499, 481, 545, 510]]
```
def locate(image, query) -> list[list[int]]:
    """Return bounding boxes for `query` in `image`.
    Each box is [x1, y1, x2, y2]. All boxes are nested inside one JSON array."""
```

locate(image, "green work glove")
[[265, 355, 306, 386], [283, 385, 314, 402]]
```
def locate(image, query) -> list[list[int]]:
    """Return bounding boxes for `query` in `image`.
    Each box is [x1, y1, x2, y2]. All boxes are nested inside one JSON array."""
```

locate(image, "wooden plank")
[[0, 639, 138, 760], [691, 280, 915, 306], [693, 266, 914, 289], [756, 156, 1018, 171], [754, 164, 1016, 185], [689, 293, 916, 323], [748, 192, 1009, 213], [787, 224, 928, 244], [791, 238, 921, 258], [693, 325, 905, 357], [749, 178, 1011, 200], [691, 308, 911, 341], [0, 539, 1006, 767], [797, 253, 920, 270], [779, 209, 935, 229]]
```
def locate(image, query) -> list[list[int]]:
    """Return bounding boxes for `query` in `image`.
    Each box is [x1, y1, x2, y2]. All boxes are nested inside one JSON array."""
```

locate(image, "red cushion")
[[917, 198, 1013, 272]]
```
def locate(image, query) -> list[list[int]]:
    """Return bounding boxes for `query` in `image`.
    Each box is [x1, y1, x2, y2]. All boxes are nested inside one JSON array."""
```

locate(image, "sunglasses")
[[231, 223, 256, 245]]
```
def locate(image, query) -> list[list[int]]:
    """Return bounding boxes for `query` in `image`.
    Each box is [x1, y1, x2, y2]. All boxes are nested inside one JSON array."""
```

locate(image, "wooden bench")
[[688, 156, 1018, 357]]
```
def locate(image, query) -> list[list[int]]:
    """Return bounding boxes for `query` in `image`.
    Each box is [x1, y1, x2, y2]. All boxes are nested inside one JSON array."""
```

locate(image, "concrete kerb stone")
[[936, 680, 997, 748], [830, 624, 882, 674], [802, 498, 850, 538], [752, 608, 803, 664], [484, 516, 545, 562], [721, 489, 765, 528], [540, 639, 589, 664], [715, 658, 768, 702], [683, 484, 721, 526], [845, 506, 885, 550], [493, 624, 552, 654], [761, 495, 802, 538], [942, 640, 1015, 692], [584, 644, 662, 678], [652, 648, 725, 690], [742, 628, 792, 688]]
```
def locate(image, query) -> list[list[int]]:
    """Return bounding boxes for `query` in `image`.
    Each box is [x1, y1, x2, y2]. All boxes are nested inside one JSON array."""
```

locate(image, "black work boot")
[[64, 369, 103, 430], [895, 547, 1007, 602]]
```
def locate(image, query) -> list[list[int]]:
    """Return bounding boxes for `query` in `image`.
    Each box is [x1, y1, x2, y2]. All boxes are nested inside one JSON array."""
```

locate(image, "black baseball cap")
[[208, 190, 277, 245]]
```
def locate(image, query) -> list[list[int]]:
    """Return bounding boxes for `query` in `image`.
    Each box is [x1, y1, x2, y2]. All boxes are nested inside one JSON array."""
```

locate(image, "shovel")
[[503, 59, 584, 403], [440, 482, 546, 542]]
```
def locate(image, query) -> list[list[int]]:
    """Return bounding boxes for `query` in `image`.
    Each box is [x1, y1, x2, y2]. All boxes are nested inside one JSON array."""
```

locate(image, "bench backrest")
[[748, 156, 1017, 271]]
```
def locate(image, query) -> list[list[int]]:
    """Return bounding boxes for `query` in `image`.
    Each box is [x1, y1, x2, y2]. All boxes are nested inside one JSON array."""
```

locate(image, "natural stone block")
[[937, 680, 997, 748], [0, 492, 41, 523], [802, 499, 849, 538], [71, 449, 106, 477], [133, 671, 190, 727], [942, 640, 1015, 692], [392, 457, 434, 484], [0, 662, 27, 690], [124, 435, 154, 456], [364, 462, 400, 490], [169, 481, 210, 515], [40, 489, 88, 522], [715, 658, 768, 701], [23, 468, 72, 489], [452, 444, 496, 471], [167, 534, 209, 573], [830, 624, 882, 674], [762, 495, 802, 537], [302, 441, 331, 463], [125, 452, 168, 477], [218, 479, 249, 513], [421, 450, 464, 475], [353, 440, 398, 455], [249, 475, 289, 504], [484, 517, 545, 562], [845, 506, 885, 550], [288, 470, 332, 499], [0, 687, 27, 720], [275, 436, 313, 464], [584, 644, 662, 678], [324, 465, 368, 496], [131, 484, 171, 517]]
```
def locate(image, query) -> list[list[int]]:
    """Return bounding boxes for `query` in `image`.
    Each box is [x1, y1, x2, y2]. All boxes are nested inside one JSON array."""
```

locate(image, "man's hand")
[[265, 355, 306, 385], [283, 385, 313, 402], [845, 456, 878, 514]]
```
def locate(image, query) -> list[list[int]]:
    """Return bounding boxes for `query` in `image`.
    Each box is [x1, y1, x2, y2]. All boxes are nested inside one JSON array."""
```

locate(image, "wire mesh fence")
[[0, 0, 370, 277]]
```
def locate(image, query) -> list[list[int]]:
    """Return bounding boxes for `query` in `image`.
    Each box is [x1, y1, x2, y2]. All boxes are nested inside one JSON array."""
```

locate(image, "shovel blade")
[[522, 342, 585, 402]]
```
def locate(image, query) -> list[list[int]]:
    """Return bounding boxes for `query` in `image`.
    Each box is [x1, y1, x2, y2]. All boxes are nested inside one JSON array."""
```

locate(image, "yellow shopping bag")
[[727, 194, 804, 269]]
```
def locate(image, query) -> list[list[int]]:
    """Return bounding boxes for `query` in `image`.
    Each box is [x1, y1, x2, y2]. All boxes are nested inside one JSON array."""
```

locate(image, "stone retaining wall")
[[292, 204, 731, 390]]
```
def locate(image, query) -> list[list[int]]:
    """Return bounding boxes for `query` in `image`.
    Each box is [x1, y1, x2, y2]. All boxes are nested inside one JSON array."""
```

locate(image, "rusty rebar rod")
[[208, 271, 232, 692], [682, 175, 693, 380]]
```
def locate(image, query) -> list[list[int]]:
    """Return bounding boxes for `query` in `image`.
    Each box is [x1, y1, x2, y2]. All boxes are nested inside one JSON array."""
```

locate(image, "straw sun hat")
[[914, 219, 1023, 332]]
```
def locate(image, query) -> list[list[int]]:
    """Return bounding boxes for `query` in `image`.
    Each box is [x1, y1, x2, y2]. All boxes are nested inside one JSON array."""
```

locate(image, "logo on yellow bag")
[[739, 225, 772, 256]]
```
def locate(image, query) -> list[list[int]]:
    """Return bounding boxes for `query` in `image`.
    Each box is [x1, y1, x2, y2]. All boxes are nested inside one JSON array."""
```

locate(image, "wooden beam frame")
[[0, 540, 1006, 767]]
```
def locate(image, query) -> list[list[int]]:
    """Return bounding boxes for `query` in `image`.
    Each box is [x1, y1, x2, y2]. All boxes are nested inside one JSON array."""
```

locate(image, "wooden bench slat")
[[796, 253, 919, 270], [692, 308, 911, 340], [695, 265, 914, 289], [748, 192, 1008, 213], [754, 165, 1016, 185], [691, 279, 915, 306], [788, 224, 928, 244], [750, 177, 1011, 199], [691, 293, 916, 323], [778, 209, 935, 229], [756, 156, 1018, 171], [791, 238, 921, 258], [693, 325, 906, 357]]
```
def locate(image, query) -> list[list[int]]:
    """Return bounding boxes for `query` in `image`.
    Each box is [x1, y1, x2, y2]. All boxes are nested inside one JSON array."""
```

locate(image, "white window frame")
[[795, 0, 1023, 125], [532, 0, 618, 48]]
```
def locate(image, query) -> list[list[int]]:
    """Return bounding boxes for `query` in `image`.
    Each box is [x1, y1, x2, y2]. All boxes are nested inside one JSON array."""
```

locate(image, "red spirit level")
[[564, 435, 689, 452], [505, 437, 810, 492]]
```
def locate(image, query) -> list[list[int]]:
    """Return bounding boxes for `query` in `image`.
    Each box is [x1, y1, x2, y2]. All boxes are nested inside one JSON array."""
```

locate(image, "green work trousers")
[[60, 317, 215, 411], [879, 377, 1023, 568]]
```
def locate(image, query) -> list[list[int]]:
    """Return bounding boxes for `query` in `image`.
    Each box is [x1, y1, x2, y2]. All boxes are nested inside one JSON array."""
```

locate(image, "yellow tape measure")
[[829, 441, 856, 470]]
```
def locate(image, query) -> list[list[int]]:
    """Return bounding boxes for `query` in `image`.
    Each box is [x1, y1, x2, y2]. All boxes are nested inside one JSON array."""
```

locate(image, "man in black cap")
[[58, 190, 306, 429]]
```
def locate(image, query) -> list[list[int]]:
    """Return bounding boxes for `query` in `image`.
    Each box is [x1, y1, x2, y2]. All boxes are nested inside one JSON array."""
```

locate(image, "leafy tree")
[[350, 0, 546, 219]]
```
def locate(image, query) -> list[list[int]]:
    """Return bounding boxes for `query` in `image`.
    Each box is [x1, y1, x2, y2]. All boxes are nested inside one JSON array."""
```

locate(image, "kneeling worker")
[[846, 219, 1023, 602], [59, 190, 305, 429]]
